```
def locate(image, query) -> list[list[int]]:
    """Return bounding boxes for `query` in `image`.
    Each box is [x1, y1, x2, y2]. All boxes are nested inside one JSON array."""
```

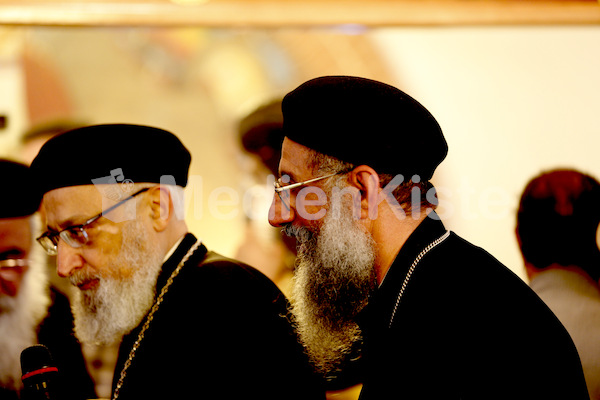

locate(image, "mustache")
[[69, 269, 99, 288], [281, 224, 315, 243]]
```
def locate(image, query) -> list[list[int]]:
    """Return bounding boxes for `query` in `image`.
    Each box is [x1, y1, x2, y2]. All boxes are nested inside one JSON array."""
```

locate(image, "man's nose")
[[268, 192, 295, 227], [56, 240, 84, 278]]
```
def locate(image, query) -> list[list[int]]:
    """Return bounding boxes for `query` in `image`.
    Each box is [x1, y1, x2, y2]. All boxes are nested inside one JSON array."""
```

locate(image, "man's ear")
[[349, 165, 380, 220], [147, 186, 172, 232]]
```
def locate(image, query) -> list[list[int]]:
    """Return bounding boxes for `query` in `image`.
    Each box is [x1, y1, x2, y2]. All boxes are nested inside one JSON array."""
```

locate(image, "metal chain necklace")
[[388, 231, 450, 328], [112, 240, 202, 400]]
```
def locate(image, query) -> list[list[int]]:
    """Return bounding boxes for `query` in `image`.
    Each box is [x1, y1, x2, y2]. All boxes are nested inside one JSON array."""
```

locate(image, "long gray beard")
[[286, 197, 377, 379], [71, 220, 164, 345], [0, 242, 50, 391]]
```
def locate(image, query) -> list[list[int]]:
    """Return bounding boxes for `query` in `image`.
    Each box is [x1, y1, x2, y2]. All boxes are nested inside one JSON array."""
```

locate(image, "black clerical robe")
[[112, 233, 324, 400], [357, 215, 589, 400]]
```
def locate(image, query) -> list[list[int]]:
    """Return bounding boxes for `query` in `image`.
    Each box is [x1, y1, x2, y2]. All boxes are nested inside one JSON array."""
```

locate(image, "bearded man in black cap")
[[0, 160, 95, 400], [268, 76, 590, 399], [30, 124, 324, 400]]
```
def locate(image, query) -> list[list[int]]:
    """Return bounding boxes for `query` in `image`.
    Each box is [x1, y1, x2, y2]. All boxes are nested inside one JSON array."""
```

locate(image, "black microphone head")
[[21, 344, 58, 380], [20, 345, 61, 400]]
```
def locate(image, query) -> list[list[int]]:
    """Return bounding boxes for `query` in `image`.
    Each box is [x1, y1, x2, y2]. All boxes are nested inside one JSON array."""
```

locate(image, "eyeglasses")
[[0, 259, 29, 280], [273, 172, 342, 211], [0, 258, 28, 271], [36, 187, 150, 256], [0, 259, 28, 268]]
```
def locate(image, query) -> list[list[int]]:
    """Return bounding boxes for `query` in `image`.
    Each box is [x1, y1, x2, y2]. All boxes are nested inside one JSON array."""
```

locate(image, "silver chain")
[[112, 240, 202, 400], [388, 231, 450, 328]]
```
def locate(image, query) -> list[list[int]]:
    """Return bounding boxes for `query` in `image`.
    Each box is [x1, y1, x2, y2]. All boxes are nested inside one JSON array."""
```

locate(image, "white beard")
[[286, 193, 377, 379], [0, 236, 50, 391], [70, 220, 164, 345]]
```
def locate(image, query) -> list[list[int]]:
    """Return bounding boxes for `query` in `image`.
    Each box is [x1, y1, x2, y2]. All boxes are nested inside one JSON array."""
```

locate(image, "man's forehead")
[[43, 185, 103, 224], [44, 185, 101, 202], [279, 137, 313, 177]]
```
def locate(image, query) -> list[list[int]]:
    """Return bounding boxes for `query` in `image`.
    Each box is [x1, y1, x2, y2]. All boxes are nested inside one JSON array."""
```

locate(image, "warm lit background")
[[1, 0, 599, 278], [0, 3, 599, 396]]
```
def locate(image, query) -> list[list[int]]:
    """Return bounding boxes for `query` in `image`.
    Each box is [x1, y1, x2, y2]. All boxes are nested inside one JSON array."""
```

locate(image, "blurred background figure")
[[236, 100, 362, 399], [517, 168, 600, 400], [236, 99, 297, 293], [239, 99, 285, 179], [0, 159, 95, 400]]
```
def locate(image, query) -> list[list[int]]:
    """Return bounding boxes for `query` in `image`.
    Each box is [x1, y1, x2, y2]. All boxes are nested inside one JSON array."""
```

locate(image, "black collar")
[[379, 213, 447, 293], [155, 233, 207, 293], [357, 213, 447, 332]]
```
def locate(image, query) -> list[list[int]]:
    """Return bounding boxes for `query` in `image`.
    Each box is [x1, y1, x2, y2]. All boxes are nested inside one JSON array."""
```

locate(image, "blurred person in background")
[[268, 75, 590, 399], [30, 124, 325, 400], [236, 99, 296, 291], [238, 100, 361, 399], [0, 159, 95, 400], [517, 168, 600, 400]]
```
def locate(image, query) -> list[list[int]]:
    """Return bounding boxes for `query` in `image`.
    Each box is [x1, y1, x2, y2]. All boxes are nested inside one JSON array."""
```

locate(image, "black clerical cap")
[[30, 124, 191, 195], [282, 76, 448, 180], [0, 160, 42, 218]]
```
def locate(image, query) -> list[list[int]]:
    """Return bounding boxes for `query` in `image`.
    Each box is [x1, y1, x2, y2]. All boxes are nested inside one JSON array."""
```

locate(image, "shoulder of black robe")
[[37, 286, 97, 400], [357, 215, 590, 400], [0, 384, 19, 399], [113, 233, 325, 400]]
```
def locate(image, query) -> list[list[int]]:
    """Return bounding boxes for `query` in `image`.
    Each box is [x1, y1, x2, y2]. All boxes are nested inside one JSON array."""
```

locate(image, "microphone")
[[20, 344, 60, 400]]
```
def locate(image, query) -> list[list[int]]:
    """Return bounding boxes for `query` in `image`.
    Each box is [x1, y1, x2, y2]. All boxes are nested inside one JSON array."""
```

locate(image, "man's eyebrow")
[[279, 170, 299, 183], [48, 215, 89, 231], [45, 225, 58, 233]]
